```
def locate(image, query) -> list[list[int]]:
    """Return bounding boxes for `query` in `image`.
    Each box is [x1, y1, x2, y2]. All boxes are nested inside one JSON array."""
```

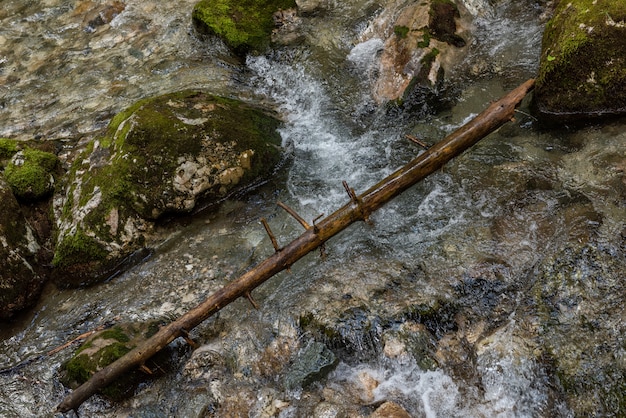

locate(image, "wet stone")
[[52, 91, 283, 287], [284, 341, 338, 390], [532, 242, 626, 416]]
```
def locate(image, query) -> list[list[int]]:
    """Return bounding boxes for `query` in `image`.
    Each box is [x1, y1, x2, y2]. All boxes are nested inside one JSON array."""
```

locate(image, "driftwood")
[[57, 78, 535, 413]]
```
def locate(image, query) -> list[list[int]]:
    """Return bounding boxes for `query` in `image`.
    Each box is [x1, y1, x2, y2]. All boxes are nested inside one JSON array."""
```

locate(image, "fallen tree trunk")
[[57, 78, 535, 413]]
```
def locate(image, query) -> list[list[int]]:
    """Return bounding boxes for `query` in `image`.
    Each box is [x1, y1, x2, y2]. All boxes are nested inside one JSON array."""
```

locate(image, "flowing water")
[[1, 1, 625, 417]]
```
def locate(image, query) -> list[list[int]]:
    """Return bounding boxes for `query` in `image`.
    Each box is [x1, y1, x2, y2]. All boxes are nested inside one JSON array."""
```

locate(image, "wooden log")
[[56, 78, 535, 413]]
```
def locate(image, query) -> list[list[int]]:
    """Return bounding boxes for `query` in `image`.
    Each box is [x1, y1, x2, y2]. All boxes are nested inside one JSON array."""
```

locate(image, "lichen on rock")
[[534, 0, 626, 122], [53, 91, 283, 287]]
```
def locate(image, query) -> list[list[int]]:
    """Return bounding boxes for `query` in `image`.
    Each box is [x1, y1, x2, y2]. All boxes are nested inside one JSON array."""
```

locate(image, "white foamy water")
[[247, 55, 398, 215], [330, 346, 550, 418]]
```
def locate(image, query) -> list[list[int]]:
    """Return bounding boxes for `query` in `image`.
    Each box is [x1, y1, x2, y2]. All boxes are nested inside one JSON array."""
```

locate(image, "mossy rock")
[[192, 0, 297, 54], [534, 0, 626, 123], [4, 148, 58, 202], [62, 322, 168, 400], [53, 91, 283, 286], [0, 174, 44, 318], [532, 243, 626, 416]]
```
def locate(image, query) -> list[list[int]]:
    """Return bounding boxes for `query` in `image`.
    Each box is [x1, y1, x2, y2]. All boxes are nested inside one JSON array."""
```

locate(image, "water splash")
[[247, 55, 398, 215]]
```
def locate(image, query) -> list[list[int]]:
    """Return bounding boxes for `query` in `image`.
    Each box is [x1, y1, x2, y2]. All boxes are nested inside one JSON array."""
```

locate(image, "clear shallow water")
[[1, 0, 625, 417], [0, 0, 232, 140]]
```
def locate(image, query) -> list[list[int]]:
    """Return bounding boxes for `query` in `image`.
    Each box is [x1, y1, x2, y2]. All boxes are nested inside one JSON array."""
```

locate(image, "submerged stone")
[[284, 341, 338, 390], [534, 0, 626, 123], [52, 91, 283, 286]]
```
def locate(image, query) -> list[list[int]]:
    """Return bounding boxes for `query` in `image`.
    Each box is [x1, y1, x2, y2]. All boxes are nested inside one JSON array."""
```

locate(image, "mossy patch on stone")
[[51, 227, 109, 269], [534, 0, 626, 122], [192, 0, 297, 54], [63, 324, 140, 400], [62, 321, 182, 400], [4, 148, 58, 201], [0, 138, 19, 162], [394, 25, 410, 39], [53, 90, 283, 286]]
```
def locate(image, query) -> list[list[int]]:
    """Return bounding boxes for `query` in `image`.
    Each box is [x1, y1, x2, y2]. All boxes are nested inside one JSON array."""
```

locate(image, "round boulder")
[[534, 0, 626, 123], [53, 91, 283, 286]]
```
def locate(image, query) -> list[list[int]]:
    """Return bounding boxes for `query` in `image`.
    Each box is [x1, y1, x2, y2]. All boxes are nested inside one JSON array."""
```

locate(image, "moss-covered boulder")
[[53, 91, 283, 286], [0, 138, 19, 163], [0, 174, 44, 318], [192, 0, 297, 54], [534, 0, 626, 123]]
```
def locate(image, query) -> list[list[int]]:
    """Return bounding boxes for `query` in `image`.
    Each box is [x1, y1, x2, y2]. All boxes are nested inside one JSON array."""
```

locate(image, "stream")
[[1, 0, 625, 417]]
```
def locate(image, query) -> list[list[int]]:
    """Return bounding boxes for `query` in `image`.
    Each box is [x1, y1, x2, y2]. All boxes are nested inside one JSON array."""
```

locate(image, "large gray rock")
[[52, 91, 283, 287]]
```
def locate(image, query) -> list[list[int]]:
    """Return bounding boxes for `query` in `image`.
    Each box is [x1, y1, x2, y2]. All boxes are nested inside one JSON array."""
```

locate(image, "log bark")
[[57, 78, 535, 413]]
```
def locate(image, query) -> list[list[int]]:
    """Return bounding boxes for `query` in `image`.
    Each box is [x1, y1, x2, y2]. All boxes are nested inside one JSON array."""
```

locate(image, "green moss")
[[97, 327, 132, 344], [394, 25, 410, 39], [4, 148, 58, 201], [0, 138, 18, 160], [421, 47, 440, 66], [417, 29, 431, 48], [192, 0, 297, 53], [23, 148, 58, 171], [52, 228, 108, 268], [64, 326, 136, 399]]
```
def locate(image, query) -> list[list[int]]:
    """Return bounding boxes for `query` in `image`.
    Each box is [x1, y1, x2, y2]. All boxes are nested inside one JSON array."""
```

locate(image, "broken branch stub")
[[56, 79, 535, 413]]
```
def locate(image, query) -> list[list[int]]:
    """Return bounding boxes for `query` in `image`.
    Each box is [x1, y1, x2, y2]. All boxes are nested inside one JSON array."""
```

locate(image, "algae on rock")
[[53, 91, 283, 287], [534, 0, 626, 122]]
